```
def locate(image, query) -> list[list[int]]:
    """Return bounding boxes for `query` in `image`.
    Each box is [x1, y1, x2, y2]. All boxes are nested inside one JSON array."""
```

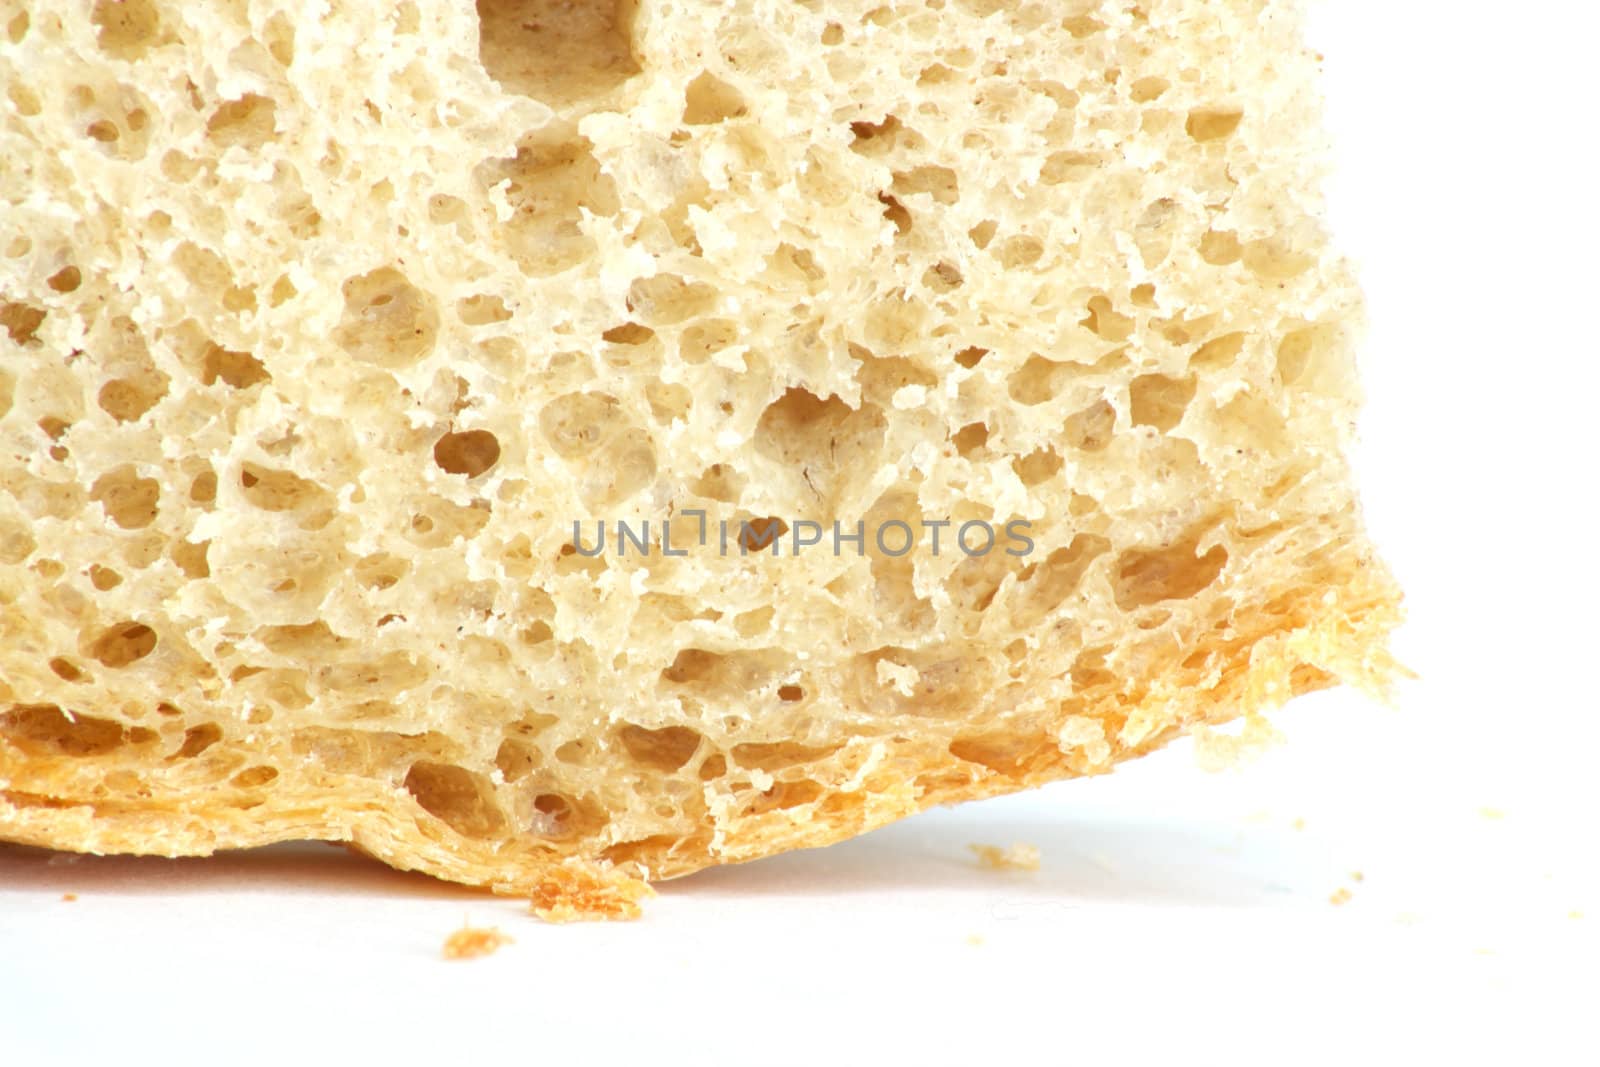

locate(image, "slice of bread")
[[0, 0, 1402, 919]]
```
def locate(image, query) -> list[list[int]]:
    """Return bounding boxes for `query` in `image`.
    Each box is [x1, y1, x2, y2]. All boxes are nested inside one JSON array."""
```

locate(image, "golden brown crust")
[[0, 546, 1399, 909]]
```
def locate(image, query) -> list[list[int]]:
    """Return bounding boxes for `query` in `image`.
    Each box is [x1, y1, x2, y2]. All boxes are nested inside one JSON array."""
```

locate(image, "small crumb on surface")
[[1350, 870, 1365, 883], [969, 843, 1041, 871], [60, 893, 77, 902], [1570, 911, 1585, 921], [966, 934, 984, 947], [1329, 887, 1353, 906], [1479, 807, 1505, 821], [442, 923, 512, 960], [1291, 817, 1306, 831]]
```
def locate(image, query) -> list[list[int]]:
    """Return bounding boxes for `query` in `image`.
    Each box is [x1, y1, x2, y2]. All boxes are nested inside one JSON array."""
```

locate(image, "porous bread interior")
[[0, 0, 1401, 913]]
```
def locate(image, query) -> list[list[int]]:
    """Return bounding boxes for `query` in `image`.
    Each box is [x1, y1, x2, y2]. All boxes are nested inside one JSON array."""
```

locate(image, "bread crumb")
[[1329, 887, 1353, 906], [60, 892, 77, 902], [1292, 817, 1307, 831], [966, 934, 984, 947], [1350, 870, 1365, 883], [1479, 807, 1506, 821], [1570, 911, 1585, 921], [442, 923, 512, 960], [970, 843, 1041, 871]]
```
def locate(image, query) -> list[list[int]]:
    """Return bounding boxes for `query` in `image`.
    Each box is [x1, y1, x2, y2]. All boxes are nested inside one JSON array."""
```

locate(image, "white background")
[[4, 2, 1598, 1063]]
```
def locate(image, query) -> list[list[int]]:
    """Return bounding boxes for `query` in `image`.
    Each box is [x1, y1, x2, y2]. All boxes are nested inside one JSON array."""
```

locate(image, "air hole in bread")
[[644, 382, 691, 424], [923, 261, 963, 292], [91, 466, 160, 528], [433, 429, 501, 478], [678, 319, 738, 364], [617, 724, 703, 772], [683, 71, 746, 125], [530, 792, 579, 835], [1277, 323, 1340, 388], [995, 234, 1044, 269], [1, 704, 153, 756], [731, 740, 841, 773], [458, 294, 511, 326], [263, 11, 294, 65], [627, 273, 717, 326], [174, 722, 222, 758], [232, 765, 278, 788], [239, 463, 328, 513], [1007, 355, 1067, 406], [877, 192, 912, 235], [1192, 332, 1245, 368], [475, 0, 641, 108], [954, 345, 988, 369], [494, 737, 539, 782], [754, 387, 886, 499], [1011, 535, 1110, 627], [1130, 76, 1169, 103], [477, 135, 618, 276], [200, 343, 270, 389], [91, 0, 162, 58], [1128, 373, 1196, 432], [48, 658, 86, 683], [46, 266, 82, 293], [739, 516, 788, 552], [743, 778, 824, 815], [90, 622, 157, 668], [1064, 398, 1117, 451], [185, 468, 217, 506], [602, 322, 654, 345], [206, 94, 276, 148], [1, 301, 46, 344], [1243, 236, 1315, 281], [601, 833, 679, 870], [171, 539, 210, 579], [1186, 107, 1243, 143], [1199, 229, 1243, 265], [893, 165, 960, 205], [1113, 536, 1229, 611], [948, 733, 1041, 777], [952, 422, 989, 457], [404, 760, 506, 837], [661, 648, 724, 686], [88, 565, 122, 591], [1082, 295, 1134, 342], [97, 377, 166, 422], [1011, 447, 1062, 486], [334, 267, 439, 367]]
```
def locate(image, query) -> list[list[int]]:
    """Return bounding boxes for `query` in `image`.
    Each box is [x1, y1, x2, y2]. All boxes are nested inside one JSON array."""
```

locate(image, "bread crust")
[[1, 551, 1398, 917]]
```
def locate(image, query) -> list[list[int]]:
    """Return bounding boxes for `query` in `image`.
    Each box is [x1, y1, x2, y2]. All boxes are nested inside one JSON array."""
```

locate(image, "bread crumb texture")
[[441, 922, 511, 959], [0, 0, 1400, 917], [970, 842, 1040, 871]]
